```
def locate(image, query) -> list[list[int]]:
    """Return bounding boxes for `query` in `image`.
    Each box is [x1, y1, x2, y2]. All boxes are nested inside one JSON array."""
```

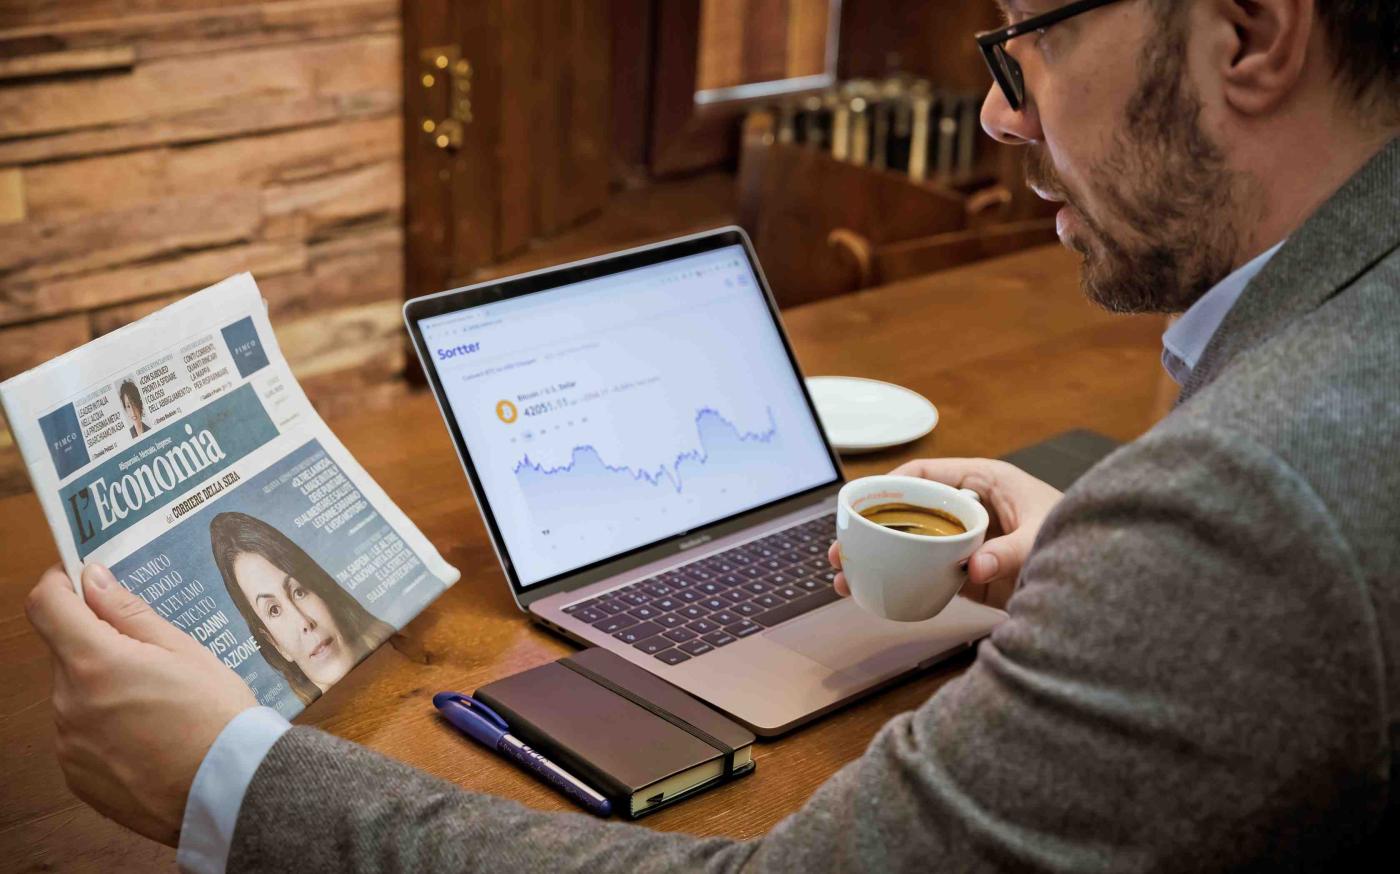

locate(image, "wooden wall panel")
[[0, 1, 269, 31], [697, 0, 830, 92], [550, 0, 611, 234], [496, 0, 542, 258], [740, 0, 790, 87], [697, 0, 746, 91], [445, 0, 504, 275], [0, 1, 396, 64], [609, 0, 654, 183], [785, 0, 829, 79], [20, 116, 399, 220], [0, 0, 409, 500], [838, 1, 1000, 89], [0, 167, 23, 222], [0, 35, 399, 149]]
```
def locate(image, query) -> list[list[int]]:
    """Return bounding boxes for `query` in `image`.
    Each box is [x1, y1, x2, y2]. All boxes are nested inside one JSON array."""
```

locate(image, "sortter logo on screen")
[[435, 340, 481, 361]]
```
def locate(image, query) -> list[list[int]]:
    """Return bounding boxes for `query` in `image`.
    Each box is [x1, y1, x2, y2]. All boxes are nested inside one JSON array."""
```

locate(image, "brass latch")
[[419, 45, 472, 151]]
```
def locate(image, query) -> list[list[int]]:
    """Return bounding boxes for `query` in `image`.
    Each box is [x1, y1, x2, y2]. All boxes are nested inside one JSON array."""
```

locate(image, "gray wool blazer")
[[229, 139, 1399, 873]]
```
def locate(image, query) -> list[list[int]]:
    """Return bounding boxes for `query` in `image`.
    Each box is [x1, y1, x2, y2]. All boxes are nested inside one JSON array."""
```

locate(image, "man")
[[25, 0, 1399, 870]]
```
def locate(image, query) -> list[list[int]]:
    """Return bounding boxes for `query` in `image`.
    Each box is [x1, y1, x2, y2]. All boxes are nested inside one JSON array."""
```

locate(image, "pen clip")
[[433, 691, 510, 733]]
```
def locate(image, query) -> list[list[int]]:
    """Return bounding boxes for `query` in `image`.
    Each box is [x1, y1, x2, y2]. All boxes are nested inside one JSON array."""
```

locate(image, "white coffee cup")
[[836, 475, 989, 622]]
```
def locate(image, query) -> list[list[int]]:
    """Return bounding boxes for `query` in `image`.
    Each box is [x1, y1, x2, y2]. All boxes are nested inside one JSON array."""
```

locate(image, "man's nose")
[[980, 84, 1041, 145], [297, 607, 317, 633]]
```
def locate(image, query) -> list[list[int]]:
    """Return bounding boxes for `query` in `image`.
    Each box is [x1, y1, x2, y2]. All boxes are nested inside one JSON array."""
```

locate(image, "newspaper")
[[0, 274, 459, 717]]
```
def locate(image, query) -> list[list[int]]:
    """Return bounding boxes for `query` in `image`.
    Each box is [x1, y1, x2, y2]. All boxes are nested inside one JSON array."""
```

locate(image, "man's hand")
[[829, 458, 1063, 596], [25, 563, 257, 847]]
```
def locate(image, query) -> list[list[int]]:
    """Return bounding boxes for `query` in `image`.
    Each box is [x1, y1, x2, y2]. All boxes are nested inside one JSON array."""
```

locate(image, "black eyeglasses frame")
[[975, 0, 1128, 111]]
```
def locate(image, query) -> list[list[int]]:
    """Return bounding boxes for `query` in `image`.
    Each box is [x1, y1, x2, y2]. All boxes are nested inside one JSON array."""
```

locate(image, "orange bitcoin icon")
[[495, 400, 518, 423]]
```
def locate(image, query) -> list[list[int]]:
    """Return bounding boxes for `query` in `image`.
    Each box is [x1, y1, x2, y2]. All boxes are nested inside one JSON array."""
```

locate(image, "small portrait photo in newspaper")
[[116, 377, 149, 439]]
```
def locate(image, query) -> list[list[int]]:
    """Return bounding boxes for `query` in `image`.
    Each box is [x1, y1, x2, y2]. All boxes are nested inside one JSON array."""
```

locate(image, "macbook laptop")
[[403, 227, 1005, 735]]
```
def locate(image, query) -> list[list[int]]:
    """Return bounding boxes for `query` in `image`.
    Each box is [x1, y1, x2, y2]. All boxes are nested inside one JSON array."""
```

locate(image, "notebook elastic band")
[[559, 657, 738, 776]]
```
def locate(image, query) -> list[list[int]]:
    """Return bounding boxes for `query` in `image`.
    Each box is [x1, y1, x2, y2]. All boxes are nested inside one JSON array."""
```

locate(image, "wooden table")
[[0, 245, 1166, 871]]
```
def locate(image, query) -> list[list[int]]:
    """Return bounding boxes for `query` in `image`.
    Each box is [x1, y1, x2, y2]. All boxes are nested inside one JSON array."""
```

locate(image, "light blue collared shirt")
[[177, 706, 291, 874], [1161, 241, 1285, 385]]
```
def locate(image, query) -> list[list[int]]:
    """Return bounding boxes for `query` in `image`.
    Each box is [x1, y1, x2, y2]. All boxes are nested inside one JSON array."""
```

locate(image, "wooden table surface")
[[0, 245, 1166, 871]]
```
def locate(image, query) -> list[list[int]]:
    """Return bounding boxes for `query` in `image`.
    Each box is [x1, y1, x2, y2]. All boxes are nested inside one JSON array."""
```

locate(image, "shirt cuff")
[[177, 705, 292, 874]]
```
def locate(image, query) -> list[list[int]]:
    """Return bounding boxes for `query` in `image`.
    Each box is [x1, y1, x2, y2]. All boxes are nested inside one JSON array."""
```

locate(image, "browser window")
[[419, 244, 837, 586]]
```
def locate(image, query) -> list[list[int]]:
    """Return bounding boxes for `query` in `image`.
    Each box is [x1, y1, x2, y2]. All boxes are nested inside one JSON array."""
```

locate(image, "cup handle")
[[959, 488, 982, 503]]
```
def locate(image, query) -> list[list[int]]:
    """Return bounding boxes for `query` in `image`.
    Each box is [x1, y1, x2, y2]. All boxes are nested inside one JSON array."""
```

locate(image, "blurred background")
[[0, 0, 1064, 499]]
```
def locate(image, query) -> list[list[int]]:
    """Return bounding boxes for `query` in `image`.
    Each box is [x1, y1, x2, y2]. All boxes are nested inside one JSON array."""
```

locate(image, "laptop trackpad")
[[767, 596, 1002, 679]]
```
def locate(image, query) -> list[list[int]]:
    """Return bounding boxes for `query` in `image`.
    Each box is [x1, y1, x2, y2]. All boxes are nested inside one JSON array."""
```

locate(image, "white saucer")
[[805, 376, 939, 455]]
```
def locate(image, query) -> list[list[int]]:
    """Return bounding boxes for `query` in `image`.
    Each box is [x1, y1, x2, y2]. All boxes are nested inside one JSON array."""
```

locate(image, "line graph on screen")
[[513, 407, 787, 531]]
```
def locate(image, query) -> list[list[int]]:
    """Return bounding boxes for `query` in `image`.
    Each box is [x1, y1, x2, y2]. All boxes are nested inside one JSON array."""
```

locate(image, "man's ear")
[[1212, 0, 1314, 116]]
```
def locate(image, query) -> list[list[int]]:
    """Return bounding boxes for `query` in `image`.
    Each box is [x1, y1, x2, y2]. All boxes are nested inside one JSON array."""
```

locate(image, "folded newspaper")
[[0, 274, 459, 718]]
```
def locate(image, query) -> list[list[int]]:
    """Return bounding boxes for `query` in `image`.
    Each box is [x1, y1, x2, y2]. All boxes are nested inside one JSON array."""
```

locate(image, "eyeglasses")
[[976, 0, 1128, 111]]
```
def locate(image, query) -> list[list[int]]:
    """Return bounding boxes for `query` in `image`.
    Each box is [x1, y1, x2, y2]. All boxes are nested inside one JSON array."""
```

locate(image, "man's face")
[[983, 0, 1244, 313]]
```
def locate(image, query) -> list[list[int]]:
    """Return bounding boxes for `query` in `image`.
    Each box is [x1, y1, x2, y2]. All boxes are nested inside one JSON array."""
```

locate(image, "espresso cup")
[[836, 475, 989, 622]]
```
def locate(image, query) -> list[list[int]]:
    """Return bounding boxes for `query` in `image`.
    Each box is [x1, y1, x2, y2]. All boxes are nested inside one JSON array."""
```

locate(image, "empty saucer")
[[805, 376, 939, 454]]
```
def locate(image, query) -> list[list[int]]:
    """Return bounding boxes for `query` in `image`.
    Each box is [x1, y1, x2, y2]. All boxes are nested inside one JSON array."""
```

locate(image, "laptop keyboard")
[[562, 513, 839, 665]]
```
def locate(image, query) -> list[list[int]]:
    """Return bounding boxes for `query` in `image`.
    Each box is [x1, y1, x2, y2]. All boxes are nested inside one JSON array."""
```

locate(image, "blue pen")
[[433, 691, 613, 817]]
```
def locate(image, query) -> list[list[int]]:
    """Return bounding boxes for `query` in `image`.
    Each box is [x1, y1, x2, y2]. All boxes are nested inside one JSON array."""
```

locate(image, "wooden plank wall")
[[0, 0, 407, 499]]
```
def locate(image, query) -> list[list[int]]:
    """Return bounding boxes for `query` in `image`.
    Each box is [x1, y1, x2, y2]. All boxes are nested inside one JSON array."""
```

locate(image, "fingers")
[[26, 565, 114, 656], [817, 543, 851, 596], [827, 542, 850, 597], [79, 564, 191, 652], [887, 457, 996, 491], [966, 527, 1036, 588]]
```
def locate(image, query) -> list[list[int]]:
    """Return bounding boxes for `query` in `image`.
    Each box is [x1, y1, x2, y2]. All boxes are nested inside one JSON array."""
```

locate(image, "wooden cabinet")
[[737, 113, 1056, 307], [401, 0, 613, 303]]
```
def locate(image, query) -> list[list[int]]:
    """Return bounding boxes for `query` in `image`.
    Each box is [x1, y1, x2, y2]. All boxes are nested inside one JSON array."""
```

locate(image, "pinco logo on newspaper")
[[59, 384, 279, 557]]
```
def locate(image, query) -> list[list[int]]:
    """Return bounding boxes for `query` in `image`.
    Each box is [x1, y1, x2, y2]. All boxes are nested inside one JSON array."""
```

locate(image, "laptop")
[[403, 227, 1005, 736]]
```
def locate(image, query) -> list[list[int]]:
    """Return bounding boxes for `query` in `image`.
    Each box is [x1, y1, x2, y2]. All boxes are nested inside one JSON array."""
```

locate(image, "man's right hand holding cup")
[[828, 458, 1065, 598]]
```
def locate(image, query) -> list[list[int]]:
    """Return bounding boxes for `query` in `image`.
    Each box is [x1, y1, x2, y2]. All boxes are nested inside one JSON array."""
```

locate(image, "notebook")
[[475, 647, 756, 817]]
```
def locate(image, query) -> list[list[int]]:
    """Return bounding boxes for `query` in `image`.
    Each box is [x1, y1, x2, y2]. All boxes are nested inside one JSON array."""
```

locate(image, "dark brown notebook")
[[475, 647, 756, 818]]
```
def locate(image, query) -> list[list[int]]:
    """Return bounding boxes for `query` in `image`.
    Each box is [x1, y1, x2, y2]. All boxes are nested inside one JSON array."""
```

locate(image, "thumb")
[[81, 564, 192, 652], [966, 528, 1036, 588]]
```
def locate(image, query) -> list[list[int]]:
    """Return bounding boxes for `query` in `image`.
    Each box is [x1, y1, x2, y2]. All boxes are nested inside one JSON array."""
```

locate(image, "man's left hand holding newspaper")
[[26, 562, 254, 846]]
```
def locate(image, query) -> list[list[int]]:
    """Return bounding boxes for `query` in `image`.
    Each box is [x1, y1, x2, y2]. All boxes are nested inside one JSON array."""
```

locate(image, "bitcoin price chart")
[[420, 245, 837, 585]]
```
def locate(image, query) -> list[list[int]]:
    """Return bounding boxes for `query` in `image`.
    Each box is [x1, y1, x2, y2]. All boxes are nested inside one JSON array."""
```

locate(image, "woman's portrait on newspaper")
[[118, 379, 147, 438], [210, 511, 394, 704]]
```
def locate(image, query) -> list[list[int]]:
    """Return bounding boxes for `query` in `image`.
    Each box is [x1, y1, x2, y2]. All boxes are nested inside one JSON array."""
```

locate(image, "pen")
[[433, 691, 613, 817]]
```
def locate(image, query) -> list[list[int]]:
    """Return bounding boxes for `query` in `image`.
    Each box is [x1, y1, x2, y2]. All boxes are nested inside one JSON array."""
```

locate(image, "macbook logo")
[[679, 534, 711, 551]]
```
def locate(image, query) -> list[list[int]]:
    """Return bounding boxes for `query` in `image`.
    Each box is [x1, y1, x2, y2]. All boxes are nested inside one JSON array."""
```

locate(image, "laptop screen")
[[416, 241, 839, 588]]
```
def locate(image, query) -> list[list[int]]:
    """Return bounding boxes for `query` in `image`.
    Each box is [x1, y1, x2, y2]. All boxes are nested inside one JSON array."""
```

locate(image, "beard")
[[1025, 24, 1245, 314]]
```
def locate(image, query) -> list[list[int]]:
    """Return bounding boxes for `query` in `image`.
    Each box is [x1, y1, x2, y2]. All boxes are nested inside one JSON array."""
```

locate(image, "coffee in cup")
[[858, 502, 967, 537]]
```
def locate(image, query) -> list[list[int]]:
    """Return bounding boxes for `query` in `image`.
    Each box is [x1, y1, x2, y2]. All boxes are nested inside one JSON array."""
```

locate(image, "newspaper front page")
[[0, 274, 459, 717]]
